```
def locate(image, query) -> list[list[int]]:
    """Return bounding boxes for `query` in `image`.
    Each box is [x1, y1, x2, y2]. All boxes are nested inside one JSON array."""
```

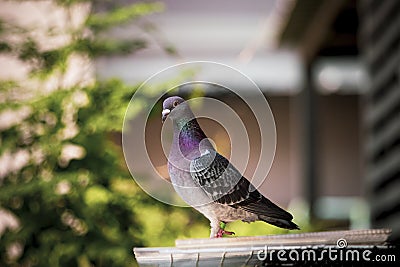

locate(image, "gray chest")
[[168, 161, 211, 207]]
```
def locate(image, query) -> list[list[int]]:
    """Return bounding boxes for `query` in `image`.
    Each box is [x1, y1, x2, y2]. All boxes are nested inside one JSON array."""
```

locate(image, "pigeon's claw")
[[215, 229, 235, 238]]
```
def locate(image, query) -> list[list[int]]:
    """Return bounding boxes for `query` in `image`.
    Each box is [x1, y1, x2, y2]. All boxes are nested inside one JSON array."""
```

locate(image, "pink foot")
[[215, 228, 235, 238]]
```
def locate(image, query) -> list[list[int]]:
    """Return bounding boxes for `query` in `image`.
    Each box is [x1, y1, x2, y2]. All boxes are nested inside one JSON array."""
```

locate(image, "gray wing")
[[189, 150, 245, 204], [189, 150, 293, 220]]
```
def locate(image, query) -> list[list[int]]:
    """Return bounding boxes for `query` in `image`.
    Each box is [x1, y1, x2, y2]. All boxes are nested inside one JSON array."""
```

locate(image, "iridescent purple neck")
[[177, 120, 207, 156]]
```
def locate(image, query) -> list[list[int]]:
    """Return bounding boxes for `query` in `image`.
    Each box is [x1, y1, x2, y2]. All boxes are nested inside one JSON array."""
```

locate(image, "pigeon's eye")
[[172, 100, 179, 107]]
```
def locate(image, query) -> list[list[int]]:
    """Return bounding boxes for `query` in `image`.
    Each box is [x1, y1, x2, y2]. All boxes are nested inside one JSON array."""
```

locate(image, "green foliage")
[[0, 1, 206, 266], [87, 2, 164, 33], [75, 38, 147, 57], [0, 79, 143, 266]]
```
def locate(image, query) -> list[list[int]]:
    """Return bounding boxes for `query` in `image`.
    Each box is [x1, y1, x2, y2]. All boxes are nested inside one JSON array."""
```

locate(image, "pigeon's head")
[[161, 96, 187, 122]]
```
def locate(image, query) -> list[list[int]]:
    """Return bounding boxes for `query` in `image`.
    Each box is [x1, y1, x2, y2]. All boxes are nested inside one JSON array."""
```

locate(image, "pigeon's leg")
[[215, 221, 235, 238], [210, 220, 220, 238]]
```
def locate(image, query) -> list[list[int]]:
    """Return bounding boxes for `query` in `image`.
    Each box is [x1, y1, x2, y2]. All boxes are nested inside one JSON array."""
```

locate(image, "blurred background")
[[0, 0, 399, 266]]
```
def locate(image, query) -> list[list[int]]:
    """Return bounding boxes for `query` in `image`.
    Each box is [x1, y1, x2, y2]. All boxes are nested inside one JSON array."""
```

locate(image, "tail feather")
[[259, 215, 300, 230]]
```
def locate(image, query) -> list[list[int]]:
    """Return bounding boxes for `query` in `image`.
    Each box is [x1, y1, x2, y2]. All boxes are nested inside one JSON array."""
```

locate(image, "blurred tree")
[[0, 1, 208, 266]]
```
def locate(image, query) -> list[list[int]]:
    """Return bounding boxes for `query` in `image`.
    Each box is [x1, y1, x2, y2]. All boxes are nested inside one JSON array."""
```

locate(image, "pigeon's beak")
[[161, 109, 170, 122]]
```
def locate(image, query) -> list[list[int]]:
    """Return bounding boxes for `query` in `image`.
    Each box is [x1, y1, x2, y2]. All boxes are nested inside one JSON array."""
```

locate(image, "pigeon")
[[162, 96, 299, 238]]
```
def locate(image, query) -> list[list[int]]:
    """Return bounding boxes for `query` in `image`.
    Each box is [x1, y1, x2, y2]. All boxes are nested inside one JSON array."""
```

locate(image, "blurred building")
[[358, 0, 400, 243], [277, 0, 399, 243], [276, 0, 366, 228]]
